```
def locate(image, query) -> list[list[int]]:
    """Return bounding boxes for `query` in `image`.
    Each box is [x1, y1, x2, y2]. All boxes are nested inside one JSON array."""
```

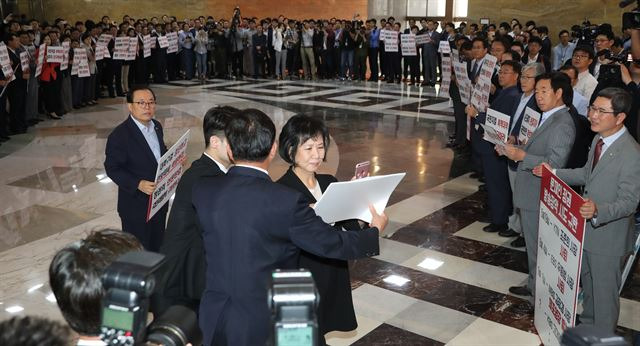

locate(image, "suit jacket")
[[193, 166, 380, 346], [555, 130, 640, 255], [514, 108, 576, 211], [104, 116, 168, 220], [158, 154, 224, 309], [473, 86, 522, 156], [522, 53, 551, 73], [276, 168, 359, 335]]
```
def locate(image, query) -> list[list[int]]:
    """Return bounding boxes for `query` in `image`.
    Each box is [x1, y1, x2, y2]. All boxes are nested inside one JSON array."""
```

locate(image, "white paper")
[[313, 173, 405, 224], [400, 34, 416, 56], [483, 108, 510, 145], [438, 41, 451, 54], [470, 54, 498, 112], [518, 107, 541, 145]]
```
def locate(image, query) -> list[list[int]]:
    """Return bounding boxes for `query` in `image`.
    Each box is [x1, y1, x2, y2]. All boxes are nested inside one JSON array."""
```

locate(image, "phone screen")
[[355, 161, 370, 179]]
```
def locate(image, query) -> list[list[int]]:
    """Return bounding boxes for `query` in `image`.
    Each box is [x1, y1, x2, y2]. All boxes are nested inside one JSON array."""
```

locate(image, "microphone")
[[619, 0, 635, 8]]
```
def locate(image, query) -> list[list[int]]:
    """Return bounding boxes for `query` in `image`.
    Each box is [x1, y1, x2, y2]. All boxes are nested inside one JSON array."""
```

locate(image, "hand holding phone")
[[354, 161, 370, 179]]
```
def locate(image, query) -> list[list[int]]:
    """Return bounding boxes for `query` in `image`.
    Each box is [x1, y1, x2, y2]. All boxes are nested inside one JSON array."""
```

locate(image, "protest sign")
[[470, 54, 498, 112], [113, 37, 129, 60], [518, 107, 541, 144], [482, 109, 510, 145], [46, 46, 65, 63], [400, 34, 417, 56]]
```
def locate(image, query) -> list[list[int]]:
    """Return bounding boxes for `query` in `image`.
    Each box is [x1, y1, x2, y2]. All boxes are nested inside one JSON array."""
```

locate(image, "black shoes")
[[483, 223, 508, 233], [511, 236, 525, 248], [511, 301, 534, 315], [498, 228, 519, 237], [508, 285, 532, 297]]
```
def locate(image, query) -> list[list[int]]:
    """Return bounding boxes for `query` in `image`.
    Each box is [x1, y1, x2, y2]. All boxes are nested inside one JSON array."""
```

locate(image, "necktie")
[[591, 138, 604, 171], [471, 61, 479, 79]]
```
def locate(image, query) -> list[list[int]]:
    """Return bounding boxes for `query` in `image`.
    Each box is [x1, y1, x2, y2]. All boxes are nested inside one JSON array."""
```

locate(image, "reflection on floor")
[[0, 79, 638, 345]]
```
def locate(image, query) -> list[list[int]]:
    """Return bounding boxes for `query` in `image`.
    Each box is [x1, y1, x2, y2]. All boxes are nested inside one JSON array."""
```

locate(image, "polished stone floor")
[[0, 79, 638, 345]]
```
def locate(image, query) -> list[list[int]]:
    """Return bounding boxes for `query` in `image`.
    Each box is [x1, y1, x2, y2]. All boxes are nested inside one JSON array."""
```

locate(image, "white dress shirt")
[[511, 93, 534, 132], [576, 70, 598, 101], [130, 115, 161, 161], [572, 89, 589, 117], [539, 105, 566, 127]]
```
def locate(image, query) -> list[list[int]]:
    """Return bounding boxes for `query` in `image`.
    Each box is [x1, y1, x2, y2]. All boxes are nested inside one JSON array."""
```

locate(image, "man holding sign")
[[104, 86, 168, 251], [534, 88, 640, 332]]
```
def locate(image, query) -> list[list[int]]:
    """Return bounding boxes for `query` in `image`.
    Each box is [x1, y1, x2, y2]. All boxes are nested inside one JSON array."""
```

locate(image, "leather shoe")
[[498, 228, 519, 237], [508, 285, 532, 297], [511, 301, 534, 315], [511, 236, 526, 248], [483, 223, 508, 233]]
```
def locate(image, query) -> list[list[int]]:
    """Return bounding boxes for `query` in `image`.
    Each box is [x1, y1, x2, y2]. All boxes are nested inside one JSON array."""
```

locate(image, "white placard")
[[470, 54, 498, 112], [143, 34, 152, 58], [46, 45, 65, 63], [518, 107, 541, 145], [439, 53, 452, 97], [535, 166, 585, 345], [97, 34, 113, 47], [483, 108, 511, 145], [61, 41, 70, 70], [400, 34, 416, 56], [451, 49, 472, 103], [74, 48, 90, 77], [438, 40, 451, 54], [384, 34, 398, 52], [415, 34, 431, 45], [158, 36, 169, 48], [313, 173, 406, 224], [19, 51, 29, 72], [126, 37, 138, 61], [35, 44, 45, 77], [147, 130, 191, 221], [167, 32, 179, 53], [95, 45, 106, 61], [0, 43, 14, 80], [379, 29, 396, 41], [113, 37, 129, 60]]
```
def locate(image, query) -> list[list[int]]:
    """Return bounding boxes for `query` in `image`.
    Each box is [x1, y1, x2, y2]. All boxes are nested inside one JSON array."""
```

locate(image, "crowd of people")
[[1, 8, 640, 346]]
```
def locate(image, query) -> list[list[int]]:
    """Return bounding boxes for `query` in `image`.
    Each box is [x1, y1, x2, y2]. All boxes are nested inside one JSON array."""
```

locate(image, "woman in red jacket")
[[39, 35, 62, 119]]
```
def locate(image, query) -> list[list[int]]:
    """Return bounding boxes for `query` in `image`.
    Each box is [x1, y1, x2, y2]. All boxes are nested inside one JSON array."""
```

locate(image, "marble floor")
[[0, 78, 638, 345]]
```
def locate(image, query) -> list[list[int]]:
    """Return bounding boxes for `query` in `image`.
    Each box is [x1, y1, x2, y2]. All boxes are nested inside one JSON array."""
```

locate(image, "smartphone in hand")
[[354, 161, 370, 179]]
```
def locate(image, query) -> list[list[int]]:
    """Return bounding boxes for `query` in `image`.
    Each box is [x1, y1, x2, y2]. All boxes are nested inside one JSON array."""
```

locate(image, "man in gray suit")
[[498, 72, 577, 310], [536, 87, 640, 331]]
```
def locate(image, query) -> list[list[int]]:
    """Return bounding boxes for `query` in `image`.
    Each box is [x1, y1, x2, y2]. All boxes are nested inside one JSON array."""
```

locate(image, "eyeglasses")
[[588, 105, 617, 115], [572, 54, 590, 60], [498, 70, 514, 75], [133, 101, 156, 107], [520, 75, 536, 80]]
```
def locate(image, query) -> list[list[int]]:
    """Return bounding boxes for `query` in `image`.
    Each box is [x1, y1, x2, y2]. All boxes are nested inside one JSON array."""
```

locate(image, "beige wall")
[[36, 0, 367, 24], [468, 0, 627, 42]]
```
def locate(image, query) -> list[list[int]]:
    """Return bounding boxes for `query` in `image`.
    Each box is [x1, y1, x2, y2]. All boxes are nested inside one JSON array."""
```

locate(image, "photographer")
[[49, 229, 142, 345]]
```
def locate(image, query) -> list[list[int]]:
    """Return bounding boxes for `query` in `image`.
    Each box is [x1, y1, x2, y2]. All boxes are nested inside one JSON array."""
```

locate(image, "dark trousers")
[[321, 49, 334, 79], [450, 82, 467, 145], [120, 209, 167, 252], [332, 47, 341, 77], [354, 50, 367, 81], [268, 48, 276, 76], [42, 78, 63, 114], [94, 63, 103, 99], [231, 50, 243, 77], [71, 75, 84, 107], [167, 53, 178, 80], [104, 60, 122, 96], [404, 55, 420, 82], [368, 47, 379, 81], [384, 52, 401, 82], [7, 81, 27, 132], [253, 52, 265, 77], [181, 48, 195, 80], [215, 49, 228, 77], [153, 50, 167, 83]]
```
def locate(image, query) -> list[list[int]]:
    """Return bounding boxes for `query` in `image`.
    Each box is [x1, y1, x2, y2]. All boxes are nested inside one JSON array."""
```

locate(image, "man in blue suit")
[[193, 109, 388, 346], [104, 86, 168, 252]]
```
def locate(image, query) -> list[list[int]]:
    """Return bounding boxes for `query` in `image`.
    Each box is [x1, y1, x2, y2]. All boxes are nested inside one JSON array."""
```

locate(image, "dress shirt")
[[130, 115, 161, 161], [552, 42, 575, 70], [235, 164, 269, 176], [527, 53, 539, 63], [369, 28, 379, 48], [576, 70, 598, 101], [511, 93, 534, 132], [598, 126, 627, 159], [308, 179, 323, 201], [301, 28, 314, 47], [573, 89, 589, 116], [203, 152, 229, 173], [539, 105, 566, 127]]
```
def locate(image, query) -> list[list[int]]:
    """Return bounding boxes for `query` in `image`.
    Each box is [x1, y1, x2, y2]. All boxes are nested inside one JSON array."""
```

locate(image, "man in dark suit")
[[104, 85, 168, 251], [193, 109, 388, 346], [500, 73, 576, 310], [5, 33, 27, 134], [156, 106, 238, 315], [466, 61, 522, 234], [536, 87, 640, 331], [522, 37, 551, 73]]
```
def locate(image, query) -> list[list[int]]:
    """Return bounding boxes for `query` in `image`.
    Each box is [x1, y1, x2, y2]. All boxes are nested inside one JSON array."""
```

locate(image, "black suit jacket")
[[193, 166, 379, 346], [104, 116, 167, 220], [473, 86, 522, 156], [522, 53, 551, 73], [157, 154, 224, 311], [276, 168, 359, 336]]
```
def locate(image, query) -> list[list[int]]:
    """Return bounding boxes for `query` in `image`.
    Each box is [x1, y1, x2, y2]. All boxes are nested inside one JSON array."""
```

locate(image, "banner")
[[415, 34, 432, 45], [113, 37, 129, 60], [518, 107, 541, 145], [535, 166, 585, 346], [35, 44, 45, 77], [61, 41, 70, 70], [147, 130, 191, 221], [143, 34, 152, 58], [400, 34, 417, 56], [482, 109, 510, 145], [470, 54, 498, 112], [439, 53, 452, 97], [158, 36, 169, 49], [46, 45, 65, 63], [167, 32, 179, 53], [126, 37, 138, 61], [0, 43, 14, 80]]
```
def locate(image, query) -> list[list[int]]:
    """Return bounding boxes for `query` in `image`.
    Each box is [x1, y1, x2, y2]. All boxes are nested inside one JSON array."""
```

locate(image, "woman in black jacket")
[[276, 115, 359, 346]]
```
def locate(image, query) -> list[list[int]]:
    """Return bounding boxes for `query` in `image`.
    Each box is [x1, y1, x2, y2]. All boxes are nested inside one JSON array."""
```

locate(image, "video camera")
[[268, 269, 319, 346], [621, 0, 640, 29], [571, 20, 599, 46], [100, 251, 202, 346]]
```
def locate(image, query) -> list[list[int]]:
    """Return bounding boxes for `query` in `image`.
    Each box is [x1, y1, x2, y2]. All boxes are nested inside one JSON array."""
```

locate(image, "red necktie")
[[591, 138, 604, 171]]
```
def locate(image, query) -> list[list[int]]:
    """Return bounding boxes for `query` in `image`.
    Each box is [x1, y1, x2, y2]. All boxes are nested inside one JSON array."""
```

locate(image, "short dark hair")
[[492, 36, 511, 51], [203, 106, 238, 147], [0, 316, 72, 346], [595, 87, 632, 115], [537, 25, 548, 35], [278, 115, 330, 165], [49, 229, 142, 335], [471, 37, 489, 49], [511, 40, 524, 51], [536, 72, 573, 107], [528, 36, 543, 46], [558, 29, 570, 37], [3, 33, 17, 44], [506, 50, 522, 62], [126, 85, 156, 103], [559, 64, 579, 78], [596, 30, 614, 41], [501, 60, 522, 75], [573, 44, 595, 60], [225, 109, 275, 162]]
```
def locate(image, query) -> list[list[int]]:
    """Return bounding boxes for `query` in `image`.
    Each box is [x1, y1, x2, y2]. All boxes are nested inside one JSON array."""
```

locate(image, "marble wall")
[[467, 0, 628, 38], [34, 0, 367, 23]]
